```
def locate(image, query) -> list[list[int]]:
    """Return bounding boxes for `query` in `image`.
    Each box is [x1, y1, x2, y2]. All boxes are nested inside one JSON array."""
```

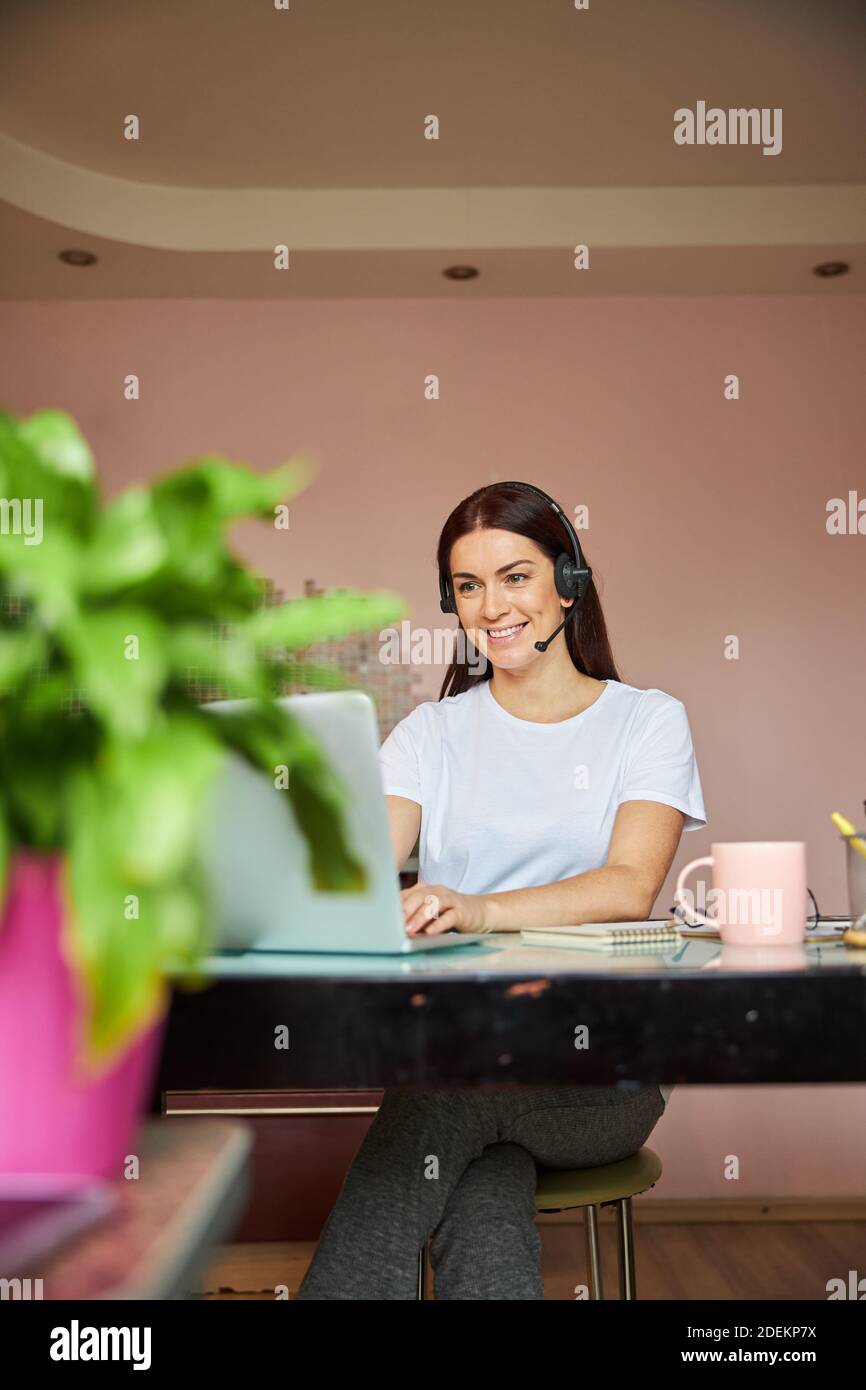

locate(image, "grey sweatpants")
[[295, 1083, 666, 1300]]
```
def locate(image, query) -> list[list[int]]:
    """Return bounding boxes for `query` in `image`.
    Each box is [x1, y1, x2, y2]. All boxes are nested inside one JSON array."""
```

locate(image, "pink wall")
[[3, 294, 865, 1197]]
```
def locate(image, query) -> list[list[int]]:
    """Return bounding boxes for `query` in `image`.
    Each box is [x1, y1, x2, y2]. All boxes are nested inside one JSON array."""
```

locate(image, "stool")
[[417, 1146, 662, 1300]]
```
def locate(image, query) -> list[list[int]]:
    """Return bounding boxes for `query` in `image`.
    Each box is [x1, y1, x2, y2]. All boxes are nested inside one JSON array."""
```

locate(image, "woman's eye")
[[457, 573, 528, 594]]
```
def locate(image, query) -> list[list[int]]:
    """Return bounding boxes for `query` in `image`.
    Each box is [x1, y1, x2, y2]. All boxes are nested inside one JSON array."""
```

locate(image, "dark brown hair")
[[437, 482, 621, 700]]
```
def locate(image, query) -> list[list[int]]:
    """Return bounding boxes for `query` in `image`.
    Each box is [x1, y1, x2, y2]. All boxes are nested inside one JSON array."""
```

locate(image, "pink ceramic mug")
[[674, 841, 808, 944]]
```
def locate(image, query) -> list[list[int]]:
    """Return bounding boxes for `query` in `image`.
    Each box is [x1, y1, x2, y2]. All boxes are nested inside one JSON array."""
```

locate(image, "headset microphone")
[[533, 596, 580, 652]]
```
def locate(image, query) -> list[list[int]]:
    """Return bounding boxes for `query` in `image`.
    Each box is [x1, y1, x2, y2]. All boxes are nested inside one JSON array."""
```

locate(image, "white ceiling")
[[0, 0, 864, 297]]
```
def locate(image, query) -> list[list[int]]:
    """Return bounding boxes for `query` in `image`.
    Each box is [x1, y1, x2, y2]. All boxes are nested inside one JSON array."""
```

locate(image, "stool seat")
[[417, 1146, 663, 1299], [535, 1146, 662, 1212]]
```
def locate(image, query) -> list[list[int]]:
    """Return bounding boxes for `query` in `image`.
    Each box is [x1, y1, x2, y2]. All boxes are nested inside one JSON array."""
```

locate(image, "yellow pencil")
[[831, 812, 866, 863]]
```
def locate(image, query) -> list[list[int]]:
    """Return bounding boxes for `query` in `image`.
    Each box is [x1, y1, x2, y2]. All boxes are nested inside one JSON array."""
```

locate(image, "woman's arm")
[[482, 800, 685, 931], [383, 793, 422, 872], [402, 800, 685, 934]]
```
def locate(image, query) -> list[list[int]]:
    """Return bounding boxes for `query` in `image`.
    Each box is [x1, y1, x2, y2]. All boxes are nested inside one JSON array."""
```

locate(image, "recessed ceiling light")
[[59, 249, 98, 267], [443, 265, 479, 280], [813, 260, 850, 278]]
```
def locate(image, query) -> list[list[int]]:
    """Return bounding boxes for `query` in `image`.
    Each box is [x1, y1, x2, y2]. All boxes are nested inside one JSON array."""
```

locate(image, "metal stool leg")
[[584, 1203, 604, 1299], [416, 1241, 429, 1300], [615, 1196, 637, 1300]]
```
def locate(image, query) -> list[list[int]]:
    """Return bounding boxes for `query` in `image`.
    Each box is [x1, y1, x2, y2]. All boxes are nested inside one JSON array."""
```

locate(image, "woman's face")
[[448, 528, 571, 668]]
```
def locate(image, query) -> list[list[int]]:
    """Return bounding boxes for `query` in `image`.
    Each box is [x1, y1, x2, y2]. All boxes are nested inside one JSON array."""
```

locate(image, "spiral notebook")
[[520, 921, 679, 952]]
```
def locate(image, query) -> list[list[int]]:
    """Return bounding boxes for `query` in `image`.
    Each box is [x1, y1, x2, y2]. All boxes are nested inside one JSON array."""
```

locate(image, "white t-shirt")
[[377, 677, 708, 1106]]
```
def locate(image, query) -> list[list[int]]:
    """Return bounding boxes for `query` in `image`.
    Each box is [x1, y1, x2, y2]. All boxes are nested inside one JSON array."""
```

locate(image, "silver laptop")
[[197, 691, 485, 954]]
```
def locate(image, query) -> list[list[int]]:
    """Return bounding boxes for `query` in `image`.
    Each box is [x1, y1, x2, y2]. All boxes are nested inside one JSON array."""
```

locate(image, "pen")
[[830, 812, 866, 863]]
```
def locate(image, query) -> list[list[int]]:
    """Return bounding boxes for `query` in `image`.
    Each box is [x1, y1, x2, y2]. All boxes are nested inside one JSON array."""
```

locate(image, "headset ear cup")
[[555, 552, 580, 600], [439, 574, 456, 613]]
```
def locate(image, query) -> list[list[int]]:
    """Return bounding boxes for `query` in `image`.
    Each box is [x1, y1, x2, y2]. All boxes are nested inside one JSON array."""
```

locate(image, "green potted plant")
[[0, 407, 405, 1178]]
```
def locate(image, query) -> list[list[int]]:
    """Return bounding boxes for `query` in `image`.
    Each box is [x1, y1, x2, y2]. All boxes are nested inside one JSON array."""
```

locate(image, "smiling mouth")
[[485, 621, 528, 641]]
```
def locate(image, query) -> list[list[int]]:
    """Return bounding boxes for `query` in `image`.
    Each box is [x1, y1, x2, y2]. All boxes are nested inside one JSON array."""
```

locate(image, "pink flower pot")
[[0, 852, 167, 1181]]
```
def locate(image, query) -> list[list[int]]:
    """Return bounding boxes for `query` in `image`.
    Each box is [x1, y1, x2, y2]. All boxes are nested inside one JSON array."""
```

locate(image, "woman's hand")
[[400, 881, 490, 936]]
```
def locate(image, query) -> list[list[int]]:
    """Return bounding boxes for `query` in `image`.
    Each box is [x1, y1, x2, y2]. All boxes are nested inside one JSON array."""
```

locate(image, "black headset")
[[438, 480, 593, 652]]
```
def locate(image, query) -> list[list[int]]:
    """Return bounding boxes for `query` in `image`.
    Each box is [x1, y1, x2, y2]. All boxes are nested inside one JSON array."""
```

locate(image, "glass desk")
[[156, 928, 866, 1090]]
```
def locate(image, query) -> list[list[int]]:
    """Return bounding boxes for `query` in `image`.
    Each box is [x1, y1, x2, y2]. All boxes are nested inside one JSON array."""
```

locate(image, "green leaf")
[[123, 563, 267, 626], [101, 715, 227, 884], [205, 701, 367, 892], [82, 487, 168, 594], [245, 589, 406, 651], [149, 875, 213, 971], [62, 791, 170, 1069], [0, 527, 81, 627], [0, 410, 97, 538], [289, 760, 367, 892], [166, 624, 265, 699], [62, 726, 225, 1065], [147, 454, 310, 592], [1, 761, 65, 847], [0, 800, 9, 924], [0, 667, 99, 847], [18, 409, 94, 483], [62, 607, 168, 739], [155, 453, 314, 522], [0, 628, 47, 694], [131, 455, 311, 621], [147, 489, 242, 592], [268, 658, 359, 692]]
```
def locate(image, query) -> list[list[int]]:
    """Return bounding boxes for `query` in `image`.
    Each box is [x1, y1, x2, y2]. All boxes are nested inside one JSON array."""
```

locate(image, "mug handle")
[[674, 855, 716, 927]]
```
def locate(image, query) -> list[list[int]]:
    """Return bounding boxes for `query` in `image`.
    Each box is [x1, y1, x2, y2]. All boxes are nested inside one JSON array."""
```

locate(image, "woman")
[[296, 480, 707, 1300]]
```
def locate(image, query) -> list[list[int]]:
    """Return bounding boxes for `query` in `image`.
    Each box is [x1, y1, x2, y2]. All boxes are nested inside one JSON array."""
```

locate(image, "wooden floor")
[[200, 1221, 866, 1300]]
